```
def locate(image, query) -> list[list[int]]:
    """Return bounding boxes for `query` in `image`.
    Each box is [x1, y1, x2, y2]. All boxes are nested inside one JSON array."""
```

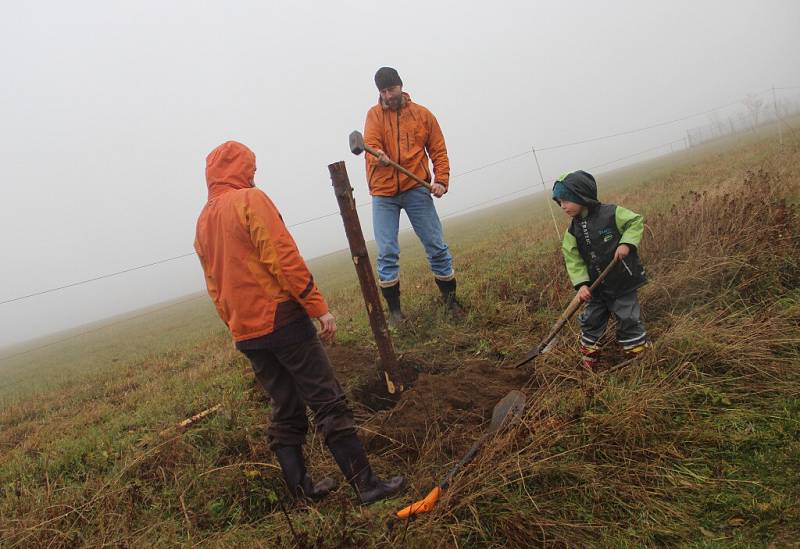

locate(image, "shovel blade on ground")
[[491, 390, 526, 431], [509, 335, 560, 369]]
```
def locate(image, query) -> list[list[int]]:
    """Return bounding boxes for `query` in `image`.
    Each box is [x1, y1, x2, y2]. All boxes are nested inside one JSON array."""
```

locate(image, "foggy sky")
[[2, 0, 799, 350]]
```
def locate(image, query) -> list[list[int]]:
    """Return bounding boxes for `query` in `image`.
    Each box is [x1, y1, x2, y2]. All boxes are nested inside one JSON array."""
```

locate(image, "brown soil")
[[325, 345, 531, 462], [326, 344, 381, 388]]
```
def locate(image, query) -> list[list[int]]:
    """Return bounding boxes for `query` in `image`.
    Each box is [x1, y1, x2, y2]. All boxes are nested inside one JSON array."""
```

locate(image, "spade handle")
[[513, 257, 620, 368]]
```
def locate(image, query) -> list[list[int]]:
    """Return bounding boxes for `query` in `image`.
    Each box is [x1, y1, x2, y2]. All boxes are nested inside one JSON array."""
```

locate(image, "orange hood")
[[205, 141, 256, 200], [195, 141, 328, 341]]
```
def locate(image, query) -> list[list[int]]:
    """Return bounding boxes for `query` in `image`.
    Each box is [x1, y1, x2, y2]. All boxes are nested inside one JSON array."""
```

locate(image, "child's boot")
[[580, 343, 601, 370], [623, 340, 651, 360]]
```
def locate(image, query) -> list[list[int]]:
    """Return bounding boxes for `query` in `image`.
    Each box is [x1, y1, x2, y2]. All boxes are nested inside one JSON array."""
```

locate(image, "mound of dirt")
[[327, 344, 381, 386], [361, 359, 530, 459], [327, 344, 415, 411], [290, 344, 531, 462]]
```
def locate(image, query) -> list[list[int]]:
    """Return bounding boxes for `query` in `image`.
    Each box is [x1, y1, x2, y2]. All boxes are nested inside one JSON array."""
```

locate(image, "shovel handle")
[[396, 486, 442, 519], [548, 257, 620, 337], [361, 142, 433, 191], [554, 257, 620, 326], [514, 257, 620, 368], [394, 390, 526, 519], [394, 423, 498, 519], [585, 257, 620, 293]]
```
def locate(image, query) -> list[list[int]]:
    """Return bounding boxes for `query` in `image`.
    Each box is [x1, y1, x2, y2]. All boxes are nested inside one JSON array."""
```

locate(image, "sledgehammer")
[[348, 130, 432, 192]]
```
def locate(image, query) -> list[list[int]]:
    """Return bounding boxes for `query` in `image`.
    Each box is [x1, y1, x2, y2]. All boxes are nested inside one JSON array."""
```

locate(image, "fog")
[[1, 0, 799, 350]]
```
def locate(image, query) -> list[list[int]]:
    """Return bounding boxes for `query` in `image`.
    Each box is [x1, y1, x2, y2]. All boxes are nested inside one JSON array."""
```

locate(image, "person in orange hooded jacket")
[[195, 141, 404, 505], [364, 67, 464, 326]]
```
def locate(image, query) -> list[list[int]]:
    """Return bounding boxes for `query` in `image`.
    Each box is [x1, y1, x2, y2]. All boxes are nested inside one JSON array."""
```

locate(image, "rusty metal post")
[[328, 161, 403, 394]]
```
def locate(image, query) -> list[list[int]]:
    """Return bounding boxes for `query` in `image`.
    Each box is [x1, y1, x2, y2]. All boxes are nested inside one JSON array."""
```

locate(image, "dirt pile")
[[363, 368, 529, 461], [324, 345, 532, 462]]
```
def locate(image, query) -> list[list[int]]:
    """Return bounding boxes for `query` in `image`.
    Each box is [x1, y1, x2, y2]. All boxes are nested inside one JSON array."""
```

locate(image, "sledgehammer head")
[[349, 130, 365, 156]]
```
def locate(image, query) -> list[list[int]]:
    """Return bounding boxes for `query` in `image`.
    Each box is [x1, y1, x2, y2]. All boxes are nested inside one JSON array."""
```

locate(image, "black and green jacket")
[[556, 171, 647, 298]]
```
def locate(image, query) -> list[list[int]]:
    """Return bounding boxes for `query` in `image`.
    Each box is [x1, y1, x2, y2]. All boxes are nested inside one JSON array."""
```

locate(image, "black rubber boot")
[[274, 446, 337, 502], [435, 278, 466, 320], [380, 283, 404, 328], [327, 433, 405, 505]]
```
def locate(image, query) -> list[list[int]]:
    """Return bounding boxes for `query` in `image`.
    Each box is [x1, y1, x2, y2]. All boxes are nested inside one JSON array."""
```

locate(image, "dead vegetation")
[[1, 133, 799, 547]]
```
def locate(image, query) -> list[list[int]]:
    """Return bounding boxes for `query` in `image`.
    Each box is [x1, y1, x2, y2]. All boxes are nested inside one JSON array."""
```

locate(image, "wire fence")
[[686, 88, 800, 147], [2, 85, 799, 363]]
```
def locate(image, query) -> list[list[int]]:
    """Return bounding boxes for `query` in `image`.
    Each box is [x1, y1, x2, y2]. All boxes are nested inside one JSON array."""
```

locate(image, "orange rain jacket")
[[194, 141, 328, 342], [363, 93, 450, 197]]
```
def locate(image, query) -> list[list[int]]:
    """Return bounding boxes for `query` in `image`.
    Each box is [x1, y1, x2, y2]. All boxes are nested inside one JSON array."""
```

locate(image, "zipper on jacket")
[[396, 110, 401, 195]]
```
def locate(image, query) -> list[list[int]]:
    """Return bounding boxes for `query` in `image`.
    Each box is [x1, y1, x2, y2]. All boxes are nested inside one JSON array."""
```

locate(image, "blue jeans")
[[372, 186, 454, 286]]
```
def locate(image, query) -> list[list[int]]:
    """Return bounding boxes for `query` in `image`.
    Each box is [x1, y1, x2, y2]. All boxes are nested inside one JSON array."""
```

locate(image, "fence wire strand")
[[1, 86, 794, 312]]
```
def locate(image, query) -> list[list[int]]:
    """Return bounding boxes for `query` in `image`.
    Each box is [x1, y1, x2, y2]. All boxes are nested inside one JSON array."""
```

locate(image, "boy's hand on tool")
[[316, 312, 337, 343], [614, 244, 630, 260], [577, 285, 592, 302], [430, 182, 446, 197]]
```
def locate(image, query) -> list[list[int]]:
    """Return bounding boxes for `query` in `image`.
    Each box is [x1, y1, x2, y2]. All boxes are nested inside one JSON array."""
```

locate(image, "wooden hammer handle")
[[362, 143, 433, 191]]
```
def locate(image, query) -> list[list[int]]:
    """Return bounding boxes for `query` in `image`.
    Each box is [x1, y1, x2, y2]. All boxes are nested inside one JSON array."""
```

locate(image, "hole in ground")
[[350, 359, 420, 412]]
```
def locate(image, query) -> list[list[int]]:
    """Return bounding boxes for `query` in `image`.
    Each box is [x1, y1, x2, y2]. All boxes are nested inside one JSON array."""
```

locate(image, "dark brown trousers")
[[242, 336, 356, 450]]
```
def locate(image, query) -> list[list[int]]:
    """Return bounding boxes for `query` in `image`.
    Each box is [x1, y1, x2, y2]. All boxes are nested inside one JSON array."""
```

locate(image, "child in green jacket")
[[552, 170, 649, 369]]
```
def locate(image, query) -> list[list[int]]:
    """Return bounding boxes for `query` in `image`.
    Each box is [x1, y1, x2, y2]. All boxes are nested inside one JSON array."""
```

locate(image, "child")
[[552, 170, 649, 369]]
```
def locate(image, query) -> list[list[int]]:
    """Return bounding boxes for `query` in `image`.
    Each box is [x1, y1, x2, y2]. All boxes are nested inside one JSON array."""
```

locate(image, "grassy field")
[[1, 126, 799, 547]]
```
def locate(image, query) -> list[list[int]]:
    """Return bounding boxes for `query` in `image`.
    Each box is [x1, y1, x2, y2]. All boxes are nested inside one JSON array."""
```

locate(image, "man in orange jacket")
[[364, 67, 464, 326], [195, 141, 404, 505]]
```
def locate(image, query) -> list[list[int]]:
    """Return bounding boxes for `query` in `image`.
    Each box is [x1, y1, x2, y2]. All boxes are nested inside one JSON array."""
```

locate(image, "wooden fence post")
[[328, 161, 403, 394]]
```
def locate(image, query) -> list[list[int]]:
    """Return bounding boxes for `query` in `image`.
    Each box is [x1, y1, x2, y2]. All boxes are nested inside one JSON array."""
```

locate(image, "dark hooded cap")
[[374, 67, 402, 90], [552, 170, 600, 208]]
